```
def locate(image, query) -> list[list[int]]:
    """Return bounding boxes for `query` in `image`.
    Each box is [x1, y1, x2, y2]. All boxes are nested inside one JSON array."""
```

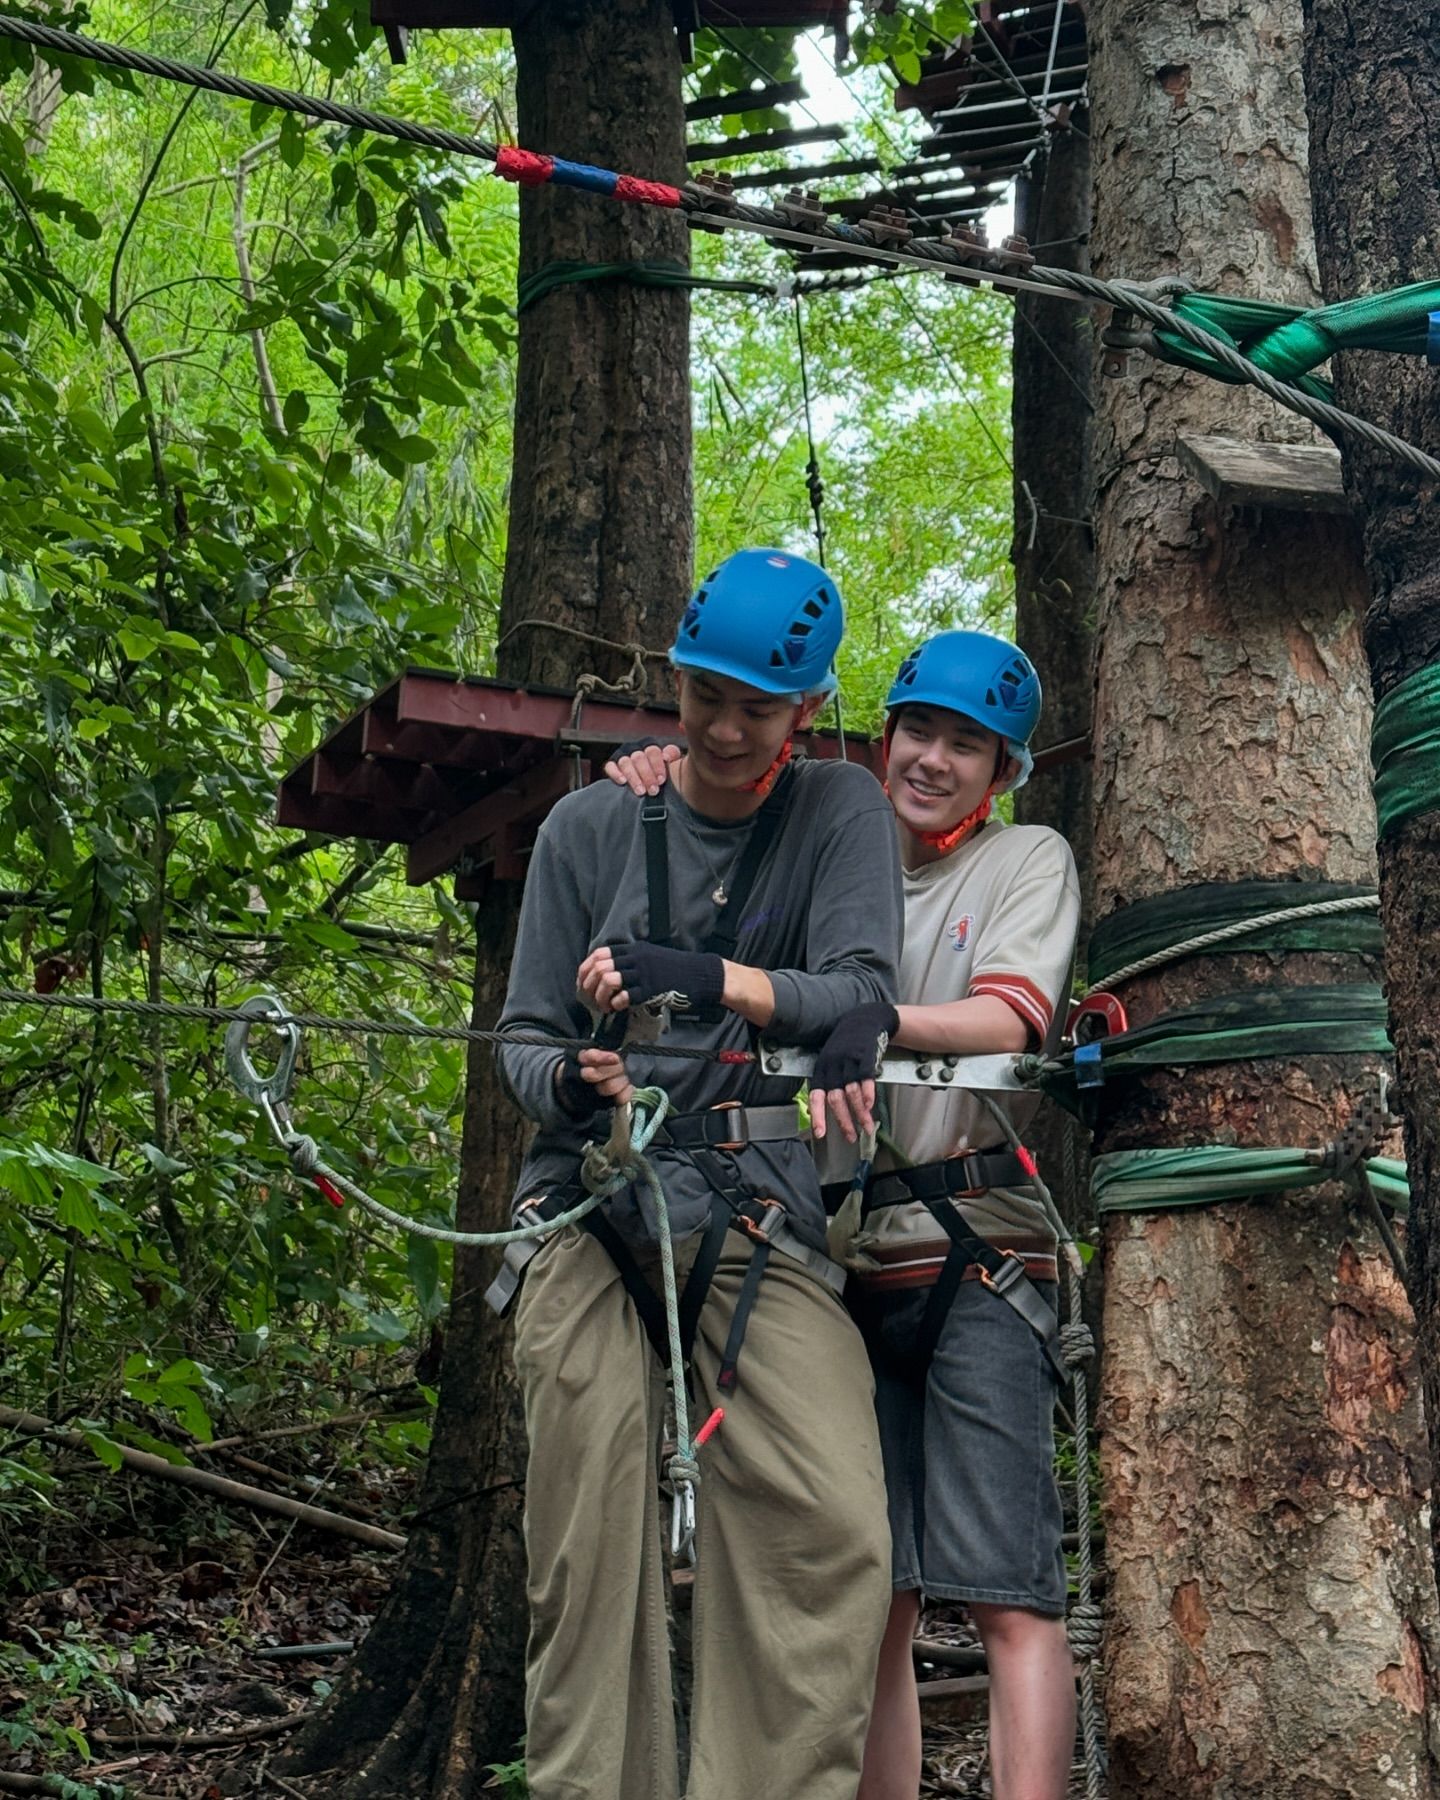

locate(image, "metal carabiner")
[[225, 994, 301, 1113]]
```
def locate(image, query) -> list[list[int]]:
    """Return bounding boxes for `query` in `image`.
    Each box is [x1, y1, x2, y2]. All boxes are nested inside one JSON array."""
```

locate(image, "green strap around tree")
[[1041, 983, 1392, 1110], [1151, 279, 1440, 400], [1087, 879, 1382, 987], [1092, 1145, 1408, 1214], [516, 259, 774, 312], [1372, 661, 1440, 839]]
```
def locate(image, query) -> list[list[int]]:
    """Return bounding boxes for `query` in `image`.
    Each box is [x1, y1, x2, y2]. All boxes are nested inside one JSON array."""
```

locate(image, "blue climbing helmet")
[[885, 629, 1043, 790], [670, 549, 843, 697]]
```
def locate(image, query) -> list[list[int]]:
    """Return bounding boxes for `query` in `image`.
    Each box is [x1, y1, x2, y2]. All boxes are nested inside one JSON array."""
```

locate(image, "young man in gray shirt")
[[494, 548, 902, 1800]]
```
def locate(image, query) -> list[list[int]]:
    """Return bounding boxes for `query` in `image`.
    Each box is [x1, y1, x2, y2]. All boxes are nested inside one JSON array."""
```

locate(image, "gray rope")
[[1096, 892, 1381, 990], [0, 12, 497, 159], [679, 185, 1440, 481]]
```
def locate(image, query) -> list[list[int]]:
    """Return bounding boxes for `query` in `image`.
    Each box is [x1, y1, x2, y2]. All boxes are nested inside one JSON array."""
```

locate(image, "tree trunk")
[[1300, 0, 1440, 1609], [1010, 117, 1098, 1283], [1087, 0, 1440, 1790], [285, 6, 691, 1794], [1012, 111, 1095, 899]]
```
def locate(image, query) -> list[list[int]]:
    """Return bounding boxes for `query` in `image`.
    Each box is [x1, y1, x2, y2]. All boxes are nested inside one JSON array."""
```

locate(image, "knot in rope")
[[667, 1449, 701, 1490], [1066, 1601, 1104, 1661], [285, 1133, 322, 1178], [1060, 1321, 1096, 1367]]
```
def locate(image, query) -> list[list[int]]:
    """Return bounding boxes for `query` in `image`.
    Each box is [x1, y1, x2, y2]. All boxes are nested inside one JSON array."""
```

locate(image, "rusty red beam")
[[407, 754, 580, 886]]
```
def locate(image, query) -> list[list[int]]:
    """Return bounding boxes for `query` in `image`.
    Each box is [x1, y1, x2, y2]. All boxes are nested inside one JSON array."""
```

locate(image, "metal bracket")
[[756, 1045, 1033, 1092]]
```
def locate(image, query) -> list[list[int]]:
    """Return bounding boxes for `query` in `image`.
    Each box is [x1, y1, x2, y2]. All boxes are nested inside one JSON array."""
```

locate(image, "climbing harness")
[[859, 1148, 1070, 1382], [0, 10, 1434, 480]]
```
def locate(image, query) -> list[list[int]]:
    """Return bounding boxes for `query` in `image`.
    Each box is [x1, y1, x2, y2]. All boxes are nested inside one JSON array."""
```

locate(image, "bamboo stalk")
[[0, 1407, 406, 1551]]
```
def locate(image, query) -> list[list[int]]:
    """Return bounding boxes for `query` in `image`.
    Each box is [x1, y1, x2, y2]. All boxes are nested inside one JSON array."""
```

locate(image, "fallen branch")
[[252, 1641, 354, 1661], [200, 1409, 423, 1454], [91, 1712, 314, 1752], [0, 1406, 406, 1552], [0, 1775, 166, 1799]]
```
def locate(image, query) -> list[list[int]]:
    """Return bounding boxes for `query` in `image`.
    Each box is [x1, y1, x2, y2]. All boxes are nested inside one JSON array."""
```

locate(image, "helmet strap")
[[743, 721, 798, 798], [881, 718, 1005, 856]]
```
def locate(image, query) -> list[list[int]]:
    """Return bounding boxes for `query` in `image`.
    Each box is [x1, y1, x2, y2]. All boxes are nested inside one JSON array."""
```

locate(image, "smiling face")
[[676, 670, 823, 810], [885, 703, 1012, 839]]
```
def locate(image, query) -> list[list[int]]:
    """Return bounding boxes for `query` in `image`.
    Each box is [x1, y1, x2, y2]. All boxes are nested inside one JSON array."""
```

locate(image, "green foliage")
[[0, 2, 1011, 1522], [0, 1625, 150, 1773]]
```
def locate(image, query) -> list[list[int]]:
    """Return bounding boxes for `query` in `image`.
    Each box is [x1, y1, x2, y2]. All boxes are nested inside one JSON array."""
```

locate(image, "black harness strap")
[[717, 1241, 771, 1390], [641, 767, 795, 977], [581, 1208, 672, 1363], [918, 1203, 1066, 1385], [642, 796, 672, 947]]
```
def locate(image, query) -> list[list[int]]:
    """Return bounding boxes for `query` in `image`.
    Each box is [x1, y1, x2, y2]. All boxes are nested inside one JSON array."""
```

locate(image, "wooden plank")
[[1175, 432, 1351, 515], [685, 80, 805, 122], [687, 123, 845, 163], [310, 751, 470, 815], [274, 785, 422, 845], [394, 670, 682, 744], [406, 755, 576, 886]]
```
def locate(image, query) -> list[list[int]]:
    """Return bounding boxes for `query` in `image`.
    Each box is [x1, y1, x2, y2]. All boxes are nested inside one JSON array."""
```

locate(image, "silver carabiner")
[[225, 994, 301, 1112]]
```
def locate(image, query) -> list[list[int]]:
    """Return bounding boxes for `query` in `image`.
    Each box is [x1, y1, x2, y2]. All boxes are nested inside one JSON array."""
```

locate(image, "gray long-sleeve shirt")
[[497, 757, 903, 1251]]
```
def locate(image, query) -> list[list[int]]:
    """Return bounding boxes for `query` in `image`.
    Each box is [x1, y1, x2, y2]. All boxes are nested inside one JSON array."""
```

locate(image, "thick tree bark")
[[1300, 0, 1440, 1606], [1087, 0, 1440, 1791], [285, 6, 691, 1795], [1012, 113, 1095, 896], [1011, 119, 1098, 1273]]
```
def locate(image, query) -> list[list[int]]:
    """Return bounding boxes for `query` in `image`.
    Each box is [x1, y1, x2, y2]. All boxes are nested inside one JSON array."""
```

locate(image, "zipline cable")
[[0, 9, 1434, 481]]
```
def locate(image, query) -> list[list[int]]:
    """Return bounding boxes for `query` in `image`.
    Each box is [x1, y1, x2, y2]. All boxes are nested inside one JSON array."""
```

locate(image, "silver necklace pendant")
[[712, 882, 728, 908]]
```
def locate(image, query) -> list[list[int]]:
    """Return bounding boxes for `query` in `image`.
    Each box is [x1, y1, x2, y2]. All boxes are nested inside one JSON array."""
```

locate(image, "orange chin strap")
[[882, 716, 1000, 855], [742, 709, 801, 798]]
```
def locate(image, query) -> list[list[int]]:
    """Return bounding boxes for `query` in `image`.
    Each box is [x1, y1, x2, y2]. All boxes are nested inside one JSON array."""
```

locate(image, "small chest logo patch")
[[948, 914, 975, 952]]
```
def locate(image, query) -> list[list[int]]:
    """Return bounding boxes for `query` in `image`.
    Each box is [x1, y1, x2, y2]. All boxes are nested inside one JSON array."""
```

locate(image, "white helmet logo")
[[766, 555, 790, 568]]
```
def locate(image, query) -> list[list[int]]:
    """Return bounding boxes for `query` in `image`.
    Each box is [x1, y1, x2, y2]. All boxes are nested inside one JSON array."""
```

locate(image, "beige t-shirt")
[[847, 818, 1080, 1271]]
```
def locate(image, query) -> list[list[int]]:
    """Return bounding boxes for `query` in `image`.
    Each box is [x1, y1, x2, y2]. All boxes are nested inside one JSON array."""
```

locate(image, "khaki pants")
[[514, 1226, 892, 1800]]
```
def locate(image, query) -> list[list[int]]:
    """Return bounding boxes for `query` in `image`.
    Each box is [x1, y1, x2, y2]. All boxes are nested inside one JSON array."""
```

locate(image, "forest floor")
[[2, 1465, 1099, 1798]]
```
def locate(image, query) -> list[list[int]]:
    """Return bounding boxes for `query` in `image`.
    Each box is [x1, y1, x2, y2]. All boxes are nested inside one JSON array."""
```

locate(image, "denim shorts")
[[860, 1279, 1068, 1615]]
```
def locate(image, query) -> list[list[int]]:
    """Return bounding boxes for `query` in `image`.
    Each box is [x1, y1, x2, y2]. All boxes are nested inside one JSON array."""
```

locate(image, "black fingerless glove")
[[809, 1002, 900, 1090], [609, 942, 725, 1011], [554, 1053, 615, 1120]]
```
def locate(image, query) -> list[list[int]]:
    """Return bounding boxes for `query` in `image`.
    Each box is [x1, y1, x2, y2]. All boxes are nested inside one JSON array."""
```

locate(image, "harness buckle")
[[979, 1248, 1029, 1295], [735, 1195, 786, 1243], [708, 1099, 747, 1152]]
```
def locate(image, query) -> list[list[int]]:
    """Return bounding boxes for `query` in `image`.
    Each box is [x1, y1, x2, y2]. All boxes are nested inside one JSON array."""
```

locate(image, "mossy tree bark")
[[1087, 0, 1440, 1790], [285, 5, 691, 1794], [1301, 0, 1440, 1604]]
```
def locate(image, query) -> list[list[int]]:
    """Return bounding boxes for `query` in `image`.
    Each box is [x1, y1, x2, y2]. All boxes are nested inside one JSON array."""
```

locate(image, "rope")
[[1, 10, 1435, 477], [0, 11, 498, 159], [1095, 892, 1380, 990], [283, 1085, 708, 1540], [1372, 660, 1440, 839], [516, 259, 776, 313]]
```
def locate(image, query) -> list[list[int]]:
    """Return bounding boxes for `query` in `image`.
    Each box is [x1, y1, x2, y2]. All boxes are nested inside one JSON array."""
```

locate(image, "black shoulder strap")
[[701, 766, 796, 958], [641, 796, 671, 947]]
